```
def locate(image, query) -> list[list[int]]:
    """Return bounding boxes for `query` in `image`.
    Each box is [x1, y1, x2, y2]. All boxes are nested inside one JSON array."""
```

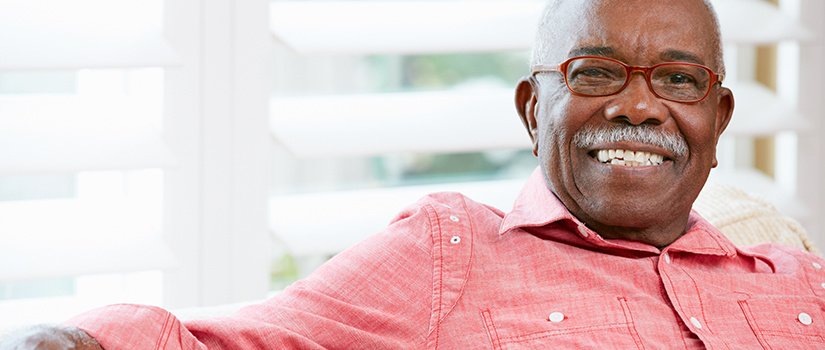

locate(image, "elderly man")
[[5, 0, 825, 348]]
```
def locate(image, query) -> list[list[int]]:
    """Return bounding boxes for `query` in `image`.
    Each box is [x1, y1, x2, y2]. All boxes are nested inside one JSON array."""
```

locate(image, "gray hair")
[[530, 0, 725, 75]]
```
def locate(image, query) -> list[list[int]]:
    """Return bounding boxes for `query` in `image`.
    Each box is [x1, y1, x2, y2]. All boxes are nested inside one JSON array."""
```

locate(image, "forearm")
[[0, 325, 102, 350]]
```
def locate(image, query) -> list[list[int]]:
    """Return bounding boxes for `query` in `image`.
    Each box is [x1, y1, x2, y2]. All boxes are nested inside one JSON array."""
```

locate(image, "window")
[[0, 0, 174, 326], [2, 0, 823, 327]]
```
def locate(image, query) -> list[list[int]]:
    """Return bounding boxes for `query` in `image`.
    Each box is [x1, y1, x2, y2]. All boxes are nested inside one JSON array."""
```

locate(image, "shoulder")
[[389, 191, 506, 227], [741, 243, 825, 278]]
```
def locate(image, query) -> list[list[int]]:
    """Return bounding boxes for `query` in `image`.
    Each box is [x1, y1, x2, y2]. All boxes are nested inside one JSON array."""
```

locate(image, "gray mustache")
[[573, 125, 688, 157]]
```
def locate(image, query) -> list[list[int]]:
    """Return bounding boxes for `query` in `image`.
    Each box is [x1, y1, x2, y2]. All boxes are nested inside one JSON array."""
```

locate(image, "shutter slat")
[[270, 0, 809, 56], [0, 0, 178, 71]]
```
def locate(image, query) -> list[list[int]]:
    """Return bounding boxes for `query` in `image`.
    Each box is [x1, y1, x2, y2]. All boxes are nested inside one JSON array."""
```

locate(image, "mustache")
[[573, 125, 688, 157]]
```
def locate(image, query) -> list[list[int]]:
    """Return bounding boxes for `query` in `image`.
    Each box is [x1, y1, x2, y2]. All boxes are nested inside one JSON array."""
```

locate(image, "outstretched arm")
[[0, 325, 102, 350]]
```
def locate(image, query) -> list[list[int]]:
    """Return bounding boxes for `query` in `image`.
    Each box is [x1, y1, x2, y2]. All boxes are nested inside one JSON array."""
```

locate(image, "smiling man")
[[4, 0, 825, 349], [517, 0, 734, 249]]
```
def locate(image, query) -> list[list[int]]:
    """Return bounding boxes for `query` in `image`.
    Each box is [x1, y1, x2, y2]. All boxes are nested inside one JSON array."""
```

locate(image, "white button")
[[690, 317, 702, 329], [663, 252, 671, 264], [449, 215, 459, 222], [814, 262, 822, 269], [577, 226, 589, 238], [799, 312, 813, 325], [450, 236, 461, 244], [821, 282, 825, 289], [548, 312, 565, 323]]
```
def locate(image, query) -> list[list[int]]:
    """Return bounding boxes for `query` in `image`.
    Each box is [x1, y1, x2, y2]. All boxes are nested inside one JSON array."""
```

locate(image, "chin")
[[582, 194, 689, 230]]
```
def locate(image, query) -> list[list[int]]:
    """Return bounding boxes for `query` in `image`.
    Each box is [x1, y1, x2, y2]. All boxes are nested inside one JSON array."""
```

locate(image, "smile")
[[592, 149, 666, 167]]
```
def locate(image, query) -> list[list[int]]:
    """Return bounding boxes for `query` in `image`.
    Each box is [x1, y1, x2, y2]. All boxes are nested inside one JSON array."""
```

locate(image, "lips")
[[574, 125, 686, 168], [592, 148, 666, 166]]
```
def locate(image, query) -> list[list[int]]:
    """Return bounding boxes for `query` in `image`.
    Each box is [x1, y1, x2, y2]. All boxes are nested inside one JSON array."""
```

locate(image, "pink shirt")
[[69, 168, 825, 349]]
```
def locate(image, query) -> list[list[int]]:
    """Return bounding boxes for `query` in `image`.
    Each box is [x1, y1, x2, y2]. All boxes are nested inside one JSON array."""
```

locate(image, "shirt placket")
[[657, 249, 716, 349]]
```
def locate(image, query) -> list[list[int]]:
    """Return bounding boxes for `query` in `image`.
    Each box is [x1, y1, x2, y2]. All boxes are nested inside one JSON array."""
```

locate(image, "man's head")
[[516, 0, 735, 247]]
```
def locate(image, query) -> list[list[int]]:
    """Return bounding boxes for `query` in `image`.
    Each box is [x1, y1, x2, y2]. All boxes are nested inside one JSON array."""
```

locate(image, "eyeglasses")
[[531, 56, 724, 103]]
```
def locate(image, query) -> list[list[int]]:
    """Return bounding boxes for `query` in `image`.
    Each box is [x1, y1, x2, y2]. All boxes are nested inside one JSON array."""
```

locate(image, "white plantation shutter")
[[0, 0, 177, 70], [710, 0, 818, 239], [270, 1, 543, 55], [2, 0, 274, 313], [793, 0, 825, 245], [0, 0, 177, 281]]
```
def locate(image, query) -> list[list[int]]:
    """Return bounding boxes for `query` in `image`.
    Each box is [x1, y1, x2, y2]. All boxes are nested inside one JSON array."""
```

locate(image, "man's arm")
[[0, 325, 102, 350], [2, 195, 445, 349]]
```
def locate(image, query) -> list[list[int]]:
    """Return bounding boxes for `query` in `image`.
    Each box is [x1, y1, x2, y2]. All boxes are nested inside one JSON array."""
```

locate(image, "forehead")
[[558, 0, 717, 65]]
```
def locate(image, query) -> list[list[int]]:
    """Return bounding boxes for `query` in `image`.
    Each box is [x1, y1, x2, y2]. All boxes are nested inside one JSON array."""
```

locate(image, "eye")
[[667, 72, 695, 85], [569, 66, 620, 83], [653, 65, 708, 89], [577, 67, 611, 78]]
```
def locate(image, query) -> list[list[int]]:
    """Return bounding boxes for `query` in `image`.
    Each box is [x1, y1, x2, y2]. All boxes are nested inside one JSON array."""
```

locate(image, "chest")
[[430, 232, 825, 349]]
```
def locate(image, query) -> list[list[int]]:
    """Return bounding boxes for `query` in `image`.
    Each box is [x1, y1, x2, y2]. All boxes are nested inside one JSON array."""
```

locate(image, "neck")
[[584, 215, 691, 248]]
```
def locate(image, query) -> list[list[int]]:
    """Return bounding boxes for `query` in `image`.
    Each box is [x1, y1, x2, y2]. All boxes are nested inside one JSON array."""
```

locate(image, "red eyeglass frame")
[[530, 56, 725, 103]]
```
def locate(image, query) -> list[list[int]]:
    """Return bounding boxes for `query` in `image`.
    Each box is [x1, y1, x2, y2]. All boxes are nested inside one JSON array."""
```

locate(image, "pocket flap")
[[740, 296, 825, 345]]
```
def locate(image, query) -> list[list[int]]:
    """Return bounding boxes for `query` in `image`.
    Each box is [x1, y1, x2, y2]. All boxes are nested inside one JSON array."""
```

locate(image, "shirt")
[[68, 168, 825, 349]]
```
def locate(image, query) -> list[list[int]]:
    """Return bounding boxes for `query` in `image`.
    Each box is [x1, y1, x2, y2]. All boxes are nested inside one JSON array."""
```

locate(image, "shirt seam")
[[424, 196, 476, 348], [679, 266, 712, 335], [618, 296, 646, 350], [154, 311, 174, 350], [423, 202, 442, 348], [738, 300, 773, 350], [661, 263, 693, 347]]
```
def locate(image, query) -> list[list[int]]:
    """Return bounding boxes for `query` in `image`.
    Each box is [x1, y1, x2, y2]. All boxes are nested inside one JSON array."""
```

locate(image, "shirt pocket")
[[739, 296, 825, 348], [480, 296, 643, 350]]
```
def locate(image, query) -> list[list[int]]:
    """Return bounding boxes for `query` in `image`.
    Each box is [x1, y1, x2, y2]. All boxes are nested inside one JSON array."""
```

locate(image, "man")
[[5, 0, 825, 348]]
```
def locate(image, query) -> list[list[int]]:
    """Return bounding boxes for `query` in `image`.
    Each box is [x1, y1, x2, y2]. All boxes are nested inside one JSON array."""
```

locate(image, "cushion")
[[693, 182, 821, 256]]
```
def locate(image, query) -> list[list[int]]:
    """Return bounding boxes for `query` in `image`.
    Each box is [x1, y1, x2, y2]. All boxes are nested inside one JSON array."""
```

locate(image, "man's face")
[[518, 0, 734, 246]]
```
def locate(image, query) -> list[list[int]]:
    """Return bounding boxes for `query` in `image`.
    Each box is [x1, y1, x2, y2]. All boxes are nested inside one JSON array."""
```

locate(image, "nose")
[[604, 72, 668, 125]]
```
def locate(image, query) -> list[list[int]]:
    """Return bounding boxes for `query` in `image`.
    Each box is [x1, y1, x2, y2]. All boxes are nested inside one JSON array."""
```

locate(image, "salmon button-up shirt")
[[69, 168, 825, 349]]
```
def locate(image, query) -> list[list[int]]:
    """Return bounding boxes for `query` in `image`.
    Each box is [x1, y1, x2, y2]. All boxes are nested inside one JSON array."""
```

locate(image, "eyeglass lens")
[[565, 58, 711, 102]]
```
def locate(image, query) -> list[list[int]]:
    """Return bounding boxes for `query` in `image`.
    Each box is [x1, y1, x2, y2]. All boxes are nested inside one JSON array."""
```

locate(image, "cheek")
[[673, 106, 721, 165], [537, 106, 583, 184]]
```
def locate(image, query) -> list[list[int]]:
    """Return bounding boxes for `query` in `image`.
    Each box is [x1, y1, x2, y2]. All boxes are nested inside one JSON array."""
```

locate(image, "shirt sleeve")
[[66, 198, 439, 349]]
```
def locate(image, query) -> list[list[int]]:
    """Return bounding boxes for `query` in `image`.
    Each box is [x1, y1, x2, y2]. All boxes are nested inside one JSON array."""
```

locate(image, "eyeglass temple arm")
[[530, 64, 562, 76]]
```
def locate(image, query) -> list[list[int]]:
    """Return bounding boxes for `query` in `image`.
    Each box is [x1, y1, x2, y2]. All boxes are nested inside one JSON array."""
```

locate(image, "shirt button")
[[548, 312, 565, 323], [690, 317, 702, 329], [821, 282, 825, 289], [814, 262, 822, 269], [449, 215, 459, 222], [577, 226, 589, 238], [450, 236, 461, 244], [663, 252, 671, 264], [799, 312, 813, 325]]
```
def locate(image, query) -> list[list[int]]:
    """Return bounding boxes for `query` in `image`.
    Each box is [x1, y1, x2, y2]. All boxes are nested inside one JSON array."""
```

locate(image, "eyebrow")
[[567, 47, 707, 66], [660, 50, 704, 65], [568, 46, 615, 58]]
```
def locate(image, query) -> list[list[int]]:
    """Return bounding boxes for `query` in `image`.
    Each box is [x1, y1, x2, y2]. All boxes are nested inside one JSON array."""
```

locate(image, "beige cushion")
[[694, 182, 821, 256]]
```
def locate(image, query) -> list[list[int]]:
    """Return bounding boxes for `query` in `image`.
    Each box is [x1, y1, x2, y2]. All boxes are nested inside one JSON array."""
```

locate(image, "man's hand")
[[0, 325, 103, 350]]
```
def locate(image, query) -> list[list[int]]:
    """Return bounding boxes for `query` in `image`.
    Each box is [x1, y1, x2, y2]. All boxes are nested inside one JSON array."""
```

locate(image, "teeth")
[[593, 149, 666, 166]]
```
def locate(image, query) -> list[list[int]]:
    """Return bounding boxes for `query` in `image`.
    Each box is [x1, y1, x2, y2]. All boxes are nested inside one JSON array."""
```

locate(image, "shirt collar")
[[500, 167, 738, 257], [499, 167, 579, 235]]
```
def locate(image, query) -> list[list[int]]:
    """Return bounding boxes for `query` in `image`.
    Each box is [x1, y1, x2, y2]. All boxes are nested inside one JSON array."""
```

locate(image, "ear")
[[711, 86, 735, 168], [515, 76, 541, 157]]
